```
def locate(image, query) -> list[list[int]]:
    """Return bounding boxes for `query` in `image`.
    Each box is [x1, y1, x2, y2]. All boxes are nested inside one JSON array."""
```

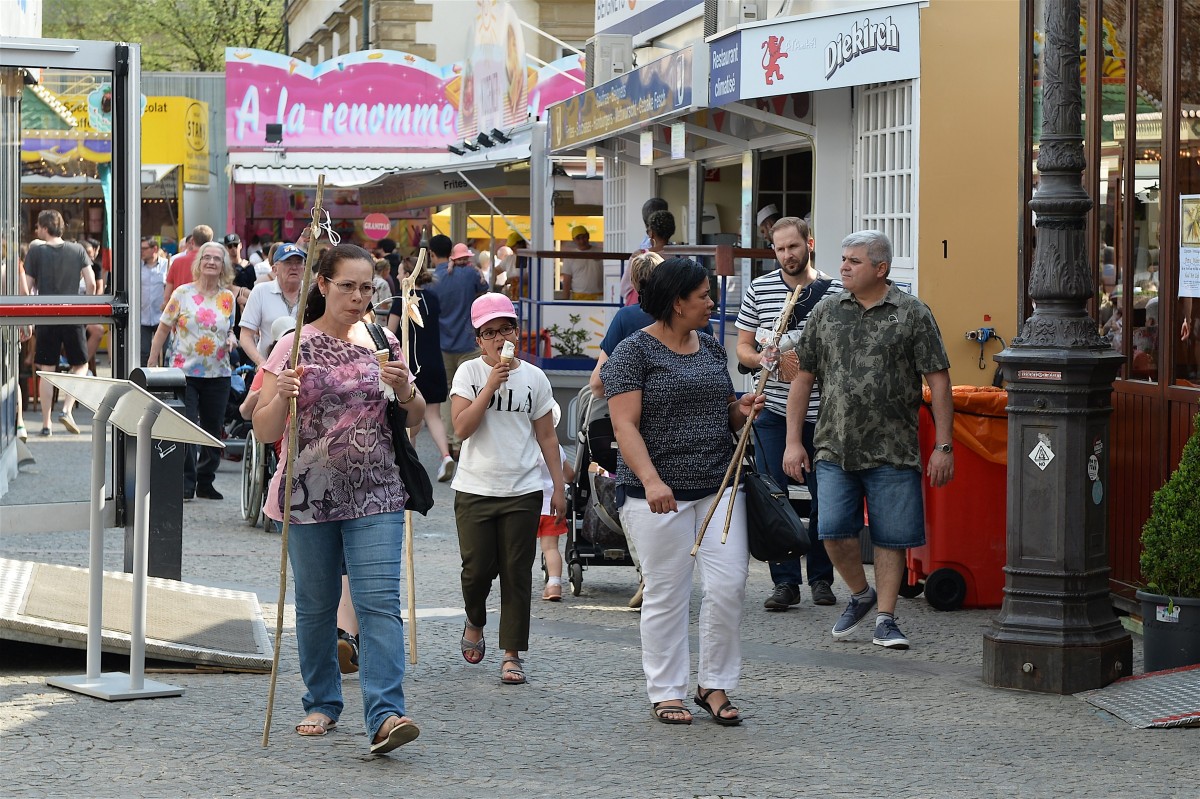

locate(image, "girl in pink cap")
[[449, 293, 565, 685]]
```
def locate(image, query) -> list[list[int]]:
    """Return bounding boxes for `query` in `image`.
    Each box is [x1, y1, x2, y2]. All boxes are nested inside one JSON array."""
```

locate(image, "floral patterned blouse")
[[160, 283, 235, 377]]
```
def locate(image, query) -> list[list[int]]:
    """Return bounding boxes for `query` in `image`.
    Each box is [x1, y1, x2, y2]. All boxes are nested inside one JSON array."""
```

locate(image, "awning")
[[231, 165, 394, 187]]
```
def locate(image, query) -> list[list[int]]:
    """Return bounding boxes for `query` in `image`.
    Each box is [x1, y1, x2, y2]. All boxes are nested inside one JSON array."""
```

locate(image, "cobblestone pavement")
[[1, 408, 1195, 798]]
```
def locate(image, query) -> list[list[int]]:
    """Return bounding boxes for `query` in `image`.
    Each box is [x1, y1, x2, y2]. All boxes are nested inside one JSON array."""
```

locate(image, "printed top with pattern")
[[735, 269, 842, 421], [160, 284, 236, 377], [796, 282, 950, 471], [262, 324, 415, 524], [450, 357, 556, 497], [601, 330, 735, 499]]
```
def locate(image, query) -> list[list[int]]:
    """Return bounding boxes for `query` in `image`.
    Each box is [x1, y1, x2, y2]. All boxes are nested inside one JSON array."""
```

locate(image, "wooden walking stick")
[[397, 247, 428, 665], [691, 282, 805, 556], [263, 175, 326, 748]]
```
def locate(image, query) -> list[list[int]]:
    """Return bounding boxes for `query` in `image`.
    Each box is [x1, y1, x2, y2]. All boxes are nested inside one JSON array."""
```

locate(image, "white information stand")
[[38, 373, 223, 701]]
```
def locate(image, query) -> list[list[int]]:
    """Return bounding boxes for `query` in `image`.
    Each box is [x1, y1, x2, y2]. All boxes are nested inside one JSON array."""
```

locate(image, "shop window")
[[855, 81, 914, 289], [757, 149, 812, 238], [1172, 0, 1200, 387]]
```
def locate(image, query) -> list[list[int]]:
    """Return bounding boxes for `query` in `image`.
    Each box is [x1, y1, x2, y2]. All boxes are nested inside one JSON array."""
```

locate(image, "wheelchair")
[[240, 427, 279, 532]]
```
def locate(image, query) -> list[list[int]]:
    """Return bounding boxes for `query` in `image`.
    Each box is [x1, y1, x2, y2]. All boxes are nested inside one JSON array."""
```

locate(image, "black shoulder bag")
[[743, 426, 810, 562], [366, 322, 434, 515]]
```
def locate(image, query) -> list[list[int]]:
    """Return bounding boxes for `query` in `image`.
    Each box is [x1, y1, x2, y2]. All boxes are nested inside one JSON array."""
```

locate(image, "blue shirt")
[[429, 261, 487, 353], [600, 305, 715, 355]]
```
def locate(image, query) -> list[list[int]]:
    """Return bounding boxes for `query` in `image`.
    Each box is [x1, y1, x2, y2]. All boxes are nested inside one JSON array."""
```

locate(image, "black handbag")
[[742, 429, 810, 562], [366, 323, 434, 516]]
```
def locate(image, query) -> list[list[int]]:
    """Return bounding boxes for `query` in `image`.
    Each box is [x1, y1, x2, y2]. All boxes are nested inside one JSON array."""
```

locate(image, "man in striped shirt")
[[735, 216, 841, 611]]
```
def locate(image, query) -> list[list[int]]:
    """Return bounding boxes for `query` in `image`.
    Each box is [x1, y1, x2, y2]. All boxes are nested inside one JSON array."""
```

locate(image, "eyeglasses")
[[478, 324, 516, 340], [198, 255, 224, 264], [329, 279, 376, 297]]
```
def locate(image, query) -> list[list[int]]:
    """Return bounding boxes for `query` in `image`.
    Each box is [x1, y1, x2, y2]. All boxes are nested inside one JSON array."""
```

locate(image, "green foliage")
[[1140, 412, 1200, 598], [43, 0, 284, 73], [547, 313, 589, 358]]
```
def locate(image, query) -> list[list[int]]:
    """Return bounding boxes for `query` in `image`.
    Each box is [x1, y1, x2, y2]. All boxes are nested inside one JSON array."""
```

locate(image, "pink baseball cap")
[[450, 242, 472, 261], [471, 293, 517, 329]]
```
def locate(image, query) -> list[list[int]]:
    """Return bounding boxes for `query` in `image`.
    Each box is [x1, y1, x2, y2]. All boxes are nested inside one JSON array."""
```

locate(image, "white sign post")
[[39, 373, 223, 701]]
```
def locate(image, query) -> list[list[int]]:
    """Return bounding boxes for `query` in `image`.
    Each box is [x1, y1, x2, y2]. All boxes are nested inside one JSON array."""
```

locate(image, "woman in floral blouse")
[[148, 240, 237, 500]]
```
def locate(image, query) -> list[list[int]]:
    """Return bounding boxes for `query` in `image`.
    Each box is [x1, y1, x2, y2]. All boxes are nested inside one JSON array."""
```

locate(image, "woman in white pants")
[[602, 258, 763, 726]]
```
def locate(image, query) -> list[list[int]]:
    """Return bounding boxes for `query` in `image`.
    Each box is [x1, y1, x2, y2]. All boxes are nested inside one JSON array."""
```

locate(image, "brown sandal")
[[542, 583, 562, 601], [369, 715, 420, 754], [295, 713, 337, 736]]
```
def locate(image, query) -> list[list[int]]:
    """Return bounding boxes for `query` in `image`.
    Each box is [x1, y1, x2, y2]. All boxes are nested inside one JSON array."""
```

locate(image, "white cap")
[[756, 204, 780, 226], [271, 315, 297, 342]]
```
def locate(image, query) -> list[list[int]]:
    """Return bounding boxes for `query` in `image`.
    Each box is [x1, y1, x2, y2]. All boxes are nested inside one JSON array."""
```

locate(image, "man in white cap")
[[757, 204, 782, 246]]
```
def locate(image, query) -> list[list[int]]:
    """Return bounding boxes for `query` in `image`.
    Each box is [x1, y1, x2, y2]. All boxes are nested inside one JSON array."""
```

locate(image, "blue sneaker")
[[831, 588, 877, 638], [872, 617, 910, 649]]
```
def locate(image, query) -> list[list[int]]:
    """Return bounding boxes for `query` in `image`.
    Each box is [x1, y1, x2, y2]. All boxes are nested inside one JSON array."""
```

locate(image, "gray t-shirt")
[[601, 330, 735, 499], [25, 241, 91, 296]]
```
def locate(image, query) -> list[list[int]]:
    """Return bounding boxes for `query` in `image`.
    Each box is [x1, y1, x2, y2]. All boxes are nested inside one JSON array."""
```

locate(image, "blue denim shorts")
[[815, 460, 926, 549]]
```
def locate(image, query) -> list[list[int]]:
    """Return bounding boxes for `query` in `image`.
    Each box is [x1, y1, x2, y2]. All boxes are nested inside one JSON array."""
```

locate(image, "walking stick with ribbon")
[[691, 282, 804, 556], [395, 248, 428, 664], [263, 176, 327, 747]]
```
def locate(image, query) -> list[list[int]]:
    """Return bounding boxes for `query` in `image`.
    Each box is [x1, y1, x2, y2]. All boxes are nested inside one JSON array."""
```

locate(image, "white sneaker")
[[437, 455, 456, 482]]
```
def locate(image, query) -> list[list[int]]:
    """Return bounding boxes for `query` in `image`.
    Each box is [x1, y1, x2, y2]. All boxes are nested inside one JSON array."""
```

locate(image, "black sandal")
[[651, 701, 692, 725], [694, 687, 741, 726]]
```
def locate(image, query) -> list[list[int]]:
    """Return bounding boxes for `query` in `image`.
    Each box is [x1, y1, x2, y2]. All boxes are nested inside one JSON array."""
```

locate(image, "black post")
[[982, 0, 1131, 693], [362, 0, 370, 50]]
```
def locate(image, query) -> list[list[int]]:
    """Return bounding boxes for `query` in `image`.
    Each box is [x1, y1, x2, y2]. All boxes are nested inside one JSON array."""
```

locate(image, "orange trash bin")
[[907, 386, 1008, 610]]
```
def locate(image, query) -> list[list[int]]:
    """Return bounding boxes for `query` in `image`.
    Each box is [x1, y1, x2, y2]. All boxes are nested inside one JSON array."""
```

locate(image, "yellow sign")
[[142, 97, 210, 186], [431, 210, 603, 243]]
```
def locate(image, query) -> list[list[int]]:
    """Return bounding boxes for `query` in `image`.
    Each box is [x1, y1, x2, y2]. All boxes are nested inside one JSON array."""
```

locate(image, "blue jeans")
[[752, 409, 833, 587], [815, 461, 927, 549], [287, 511, 408, 739]]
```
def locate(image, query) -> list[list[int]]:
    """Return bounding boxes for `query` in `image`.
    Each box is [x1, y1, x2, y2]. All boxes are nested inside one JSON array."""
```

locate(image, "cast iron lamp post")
[[982, 0, 1132, 693]]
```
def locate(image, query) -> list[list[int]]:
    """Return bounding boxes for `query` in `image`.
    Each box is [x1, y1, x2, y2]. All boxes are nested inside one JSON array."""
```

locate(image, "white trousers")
[[619, 487, 749, 704]]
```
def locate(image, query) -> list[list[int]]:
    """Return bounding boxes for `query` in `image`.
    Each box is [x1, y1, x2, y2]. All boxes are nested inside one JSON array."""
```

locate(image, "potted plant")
[[1135, 411, 1200, 672], [545, 313, 595, 371]]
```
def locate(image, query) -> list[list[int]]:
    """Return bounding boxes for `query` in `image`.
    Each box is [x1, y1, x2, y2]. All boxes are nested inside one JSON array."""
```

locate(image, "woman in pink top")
[[254, 243, 426, 755]]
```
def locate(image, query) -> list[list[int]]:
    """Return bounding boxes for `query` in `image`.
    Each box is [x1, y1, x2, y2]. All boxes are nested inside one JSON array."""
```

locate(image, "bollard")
[[123, 367, 186, 580]]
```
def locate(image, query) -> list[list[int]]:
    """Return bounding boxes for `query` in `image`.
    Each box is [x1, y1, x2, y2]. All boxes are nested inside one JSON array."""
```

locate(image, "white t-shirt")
[[561, 253, 602, 294], [450, 357, 556, 497], [241, 280, 300, 359], [538, 444, 567, 515]]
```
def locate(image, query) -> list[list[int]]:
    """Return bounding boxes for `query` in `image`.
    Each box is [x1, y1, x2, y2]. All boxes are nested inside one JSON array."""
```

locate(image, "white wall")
[[288, 0, 341, 56], [813, 87, 853, 264]]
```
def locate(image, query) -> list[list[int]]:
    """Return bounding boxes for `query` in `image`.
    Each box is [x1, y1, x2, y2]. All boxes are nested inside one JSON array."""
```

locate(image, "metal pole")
[[983, 0, 1130, 694], [361, 0, 370, 50], [85, 389, 121, 680], [129, 406, 161, 690]]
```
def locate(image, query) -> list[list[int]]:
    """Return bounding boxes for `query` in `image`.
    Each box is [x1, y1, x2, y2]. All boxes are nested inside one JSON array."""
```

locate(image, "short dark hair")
[[647, 210, 675, 243], [641, 197, 668, 225], [37, 209, 65, 237], [428, 235, 453, 259], [639, 257, 708, 323], [379, 238, 397, 253]]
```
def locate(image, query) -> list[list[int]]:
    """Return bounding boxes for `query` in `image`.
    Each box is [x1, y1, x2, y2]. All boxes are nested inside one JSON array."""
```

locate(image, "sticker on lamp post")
[[1029, 434, 1055, 471]]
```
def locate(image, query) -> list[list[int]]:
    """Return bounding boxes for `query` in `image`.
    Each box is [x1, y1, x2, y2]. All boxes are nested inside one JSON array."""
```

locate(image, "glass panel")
[[1128, 5, 1163, 382], [3, 64, 115, 507], [1173, 0, 1200, 386], [1098, 1, 1130, 368]]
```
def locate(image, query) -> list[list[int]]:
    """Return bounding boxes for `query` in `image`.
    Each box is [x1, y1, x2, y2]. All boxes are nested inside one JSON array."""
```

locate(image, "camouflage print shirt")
[[796, 282, 950, 471]]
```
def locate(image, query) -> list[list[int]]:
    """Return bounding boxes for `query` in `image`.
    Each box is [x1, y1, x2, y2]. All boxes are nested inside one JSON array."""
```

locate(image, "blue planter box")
[[534, 356, 596, 372]]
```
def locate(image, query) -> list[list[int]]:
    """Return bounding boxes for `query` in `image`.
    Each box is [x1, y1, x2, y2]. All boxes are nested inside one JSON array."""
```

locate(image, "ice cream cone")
[[500, 340, 515, 365], [375, 349, 396, 400]]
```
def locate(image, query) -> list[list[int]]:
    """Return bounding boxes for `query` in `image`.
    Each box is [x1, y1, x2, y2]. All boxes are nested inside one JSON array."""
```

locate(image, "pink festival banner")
[[225, 47, 585, 153]]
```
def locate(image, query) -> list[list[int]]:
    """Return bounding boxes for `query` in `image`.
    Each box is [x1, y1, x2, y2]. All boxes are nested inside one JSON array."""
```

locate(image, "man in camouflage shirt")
[[783, 230, 954, 650]]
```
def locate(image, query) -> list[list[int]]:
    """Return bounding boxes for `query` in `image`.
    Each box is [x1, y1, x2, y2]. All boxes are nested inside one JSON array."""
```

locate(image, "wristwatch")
[[933, 442, 953, 453], [398, 385, 417, 404]]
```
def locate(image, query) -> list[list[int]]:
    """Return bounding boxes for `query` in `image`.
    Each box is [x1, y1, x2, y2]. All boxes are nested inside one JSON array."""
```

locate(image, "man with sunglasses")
[[428, 235, 488, 459]]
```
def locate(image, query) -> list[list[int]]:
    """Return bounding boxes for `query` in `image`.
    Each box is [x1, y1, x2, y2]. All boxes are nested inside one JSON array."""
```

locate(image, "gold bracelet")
[[398, 384, 417, 404]]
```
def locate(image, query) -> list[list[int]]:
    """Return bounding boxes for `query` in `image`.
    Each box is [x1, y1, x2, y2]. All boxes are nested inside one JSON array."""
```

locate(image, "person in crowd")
[[451, 293, 564, 686], [602, 258, 762, 726], [387, 256, 454, 482], [25, 210, 94, 436], [147, 240, 237, 501], [139, 237, 168, 366], [254, 242, 424, 754], [372, 258, 397, 316], [378, 237, 402, 282], [619, 198, 668, 305], [75, 236, 106, 403], [783, 230, 954, 650], [239, 243, 306, 368], [561, 225, 602, 300], [736, 216, 840, 611], [537, 402, 573, 601], [428, 234, 487, 460], [491, 245, 513, 292], [228, 234, 257, 293], [756, 204, 782, 246], [164, 224, 213, 301], [13, 243, 34, 446]]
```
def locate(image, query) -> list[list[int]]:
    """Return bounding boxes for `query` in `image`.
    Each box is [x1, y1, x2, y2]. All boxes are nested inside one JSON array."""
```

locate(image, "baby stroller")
[[557, 386, 635, 596]]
